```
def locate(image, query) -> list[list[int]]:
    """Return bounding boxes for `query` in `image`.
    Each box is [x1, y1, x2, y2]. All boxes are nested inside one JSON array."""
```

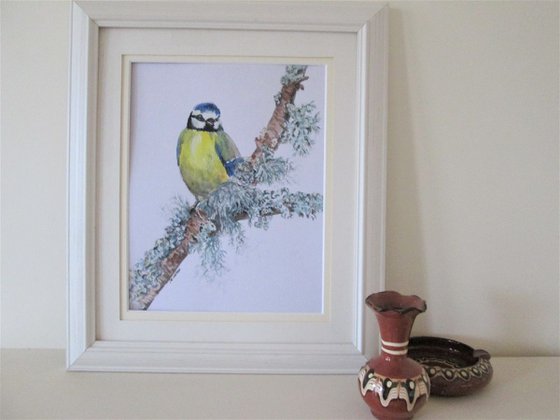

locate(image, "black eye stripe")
[[191, 113, 219, 124]]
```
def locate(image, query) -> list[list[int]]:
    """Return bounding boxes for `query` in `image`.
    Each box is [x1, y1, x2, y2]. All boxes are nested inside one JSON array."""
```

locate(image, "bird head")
[[187, 102, 222, 132]]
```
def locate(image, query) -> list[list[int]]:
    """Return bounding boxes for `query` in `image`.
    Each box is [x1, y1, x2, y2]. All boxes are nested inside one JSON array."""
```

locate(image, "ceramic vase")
[[358, 291, 430, 420]]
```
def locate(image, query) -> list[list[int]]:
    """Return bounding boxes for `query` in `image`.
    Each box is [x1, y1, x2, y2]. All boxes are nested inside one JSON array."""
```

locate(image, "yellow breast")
[[177, 130, 228, 200]]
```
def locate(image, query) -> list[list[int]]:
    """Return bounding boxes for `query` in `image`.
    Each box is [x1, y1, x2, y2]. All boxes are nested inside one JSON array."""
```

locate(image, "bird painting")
[[176, 102, 242, 201], [128, 63, 325, 313]]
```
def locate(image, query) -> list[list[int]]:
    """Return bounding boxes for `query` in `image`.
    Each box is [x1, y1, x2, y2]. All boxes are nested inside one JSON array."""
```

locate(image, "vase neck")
[[380, 337, 410, 357], [374, 310, 419, 350]]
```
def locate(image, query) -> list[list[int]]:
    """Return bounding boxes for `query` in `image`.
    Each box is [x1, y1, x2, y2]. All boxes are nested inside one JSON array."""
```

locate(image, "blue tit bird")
[[176, 102, 242, 201]]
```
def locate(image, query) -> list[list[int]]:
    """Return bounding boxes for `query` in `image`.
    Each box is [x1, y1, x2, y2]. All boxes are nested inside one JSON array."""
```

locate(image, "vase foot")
[[370, 411, 413, 420]]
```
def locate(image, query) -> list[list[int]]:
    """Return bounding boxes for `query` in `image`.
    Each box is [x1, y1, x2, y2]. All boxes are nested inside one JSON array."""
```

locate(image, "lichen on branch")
[[280, 102, 321, 156]]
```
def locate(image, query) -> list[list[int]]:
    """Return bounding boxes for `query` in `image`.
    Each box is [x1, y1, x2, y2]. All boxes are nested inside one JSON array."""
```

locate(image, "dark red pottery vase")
[[358, 291, 430, 420]]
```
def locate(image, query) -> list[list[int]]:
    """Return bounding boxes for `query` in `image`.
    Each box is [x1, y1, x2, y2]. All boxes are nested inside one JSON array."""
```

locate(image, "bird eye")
[[194, 115, 205, 121]]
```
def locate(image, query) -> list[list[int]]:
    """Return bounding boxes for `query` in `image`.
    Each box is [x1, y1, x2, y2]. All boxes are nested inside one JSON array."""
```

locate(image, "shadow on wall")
[[386, 8, 430, 330]]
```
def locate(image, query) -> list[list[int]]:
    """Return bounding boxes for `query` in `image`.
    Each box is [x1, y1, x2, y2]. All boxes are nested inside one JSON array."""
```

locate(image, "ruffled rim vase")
[[358, 291, 430, 420]]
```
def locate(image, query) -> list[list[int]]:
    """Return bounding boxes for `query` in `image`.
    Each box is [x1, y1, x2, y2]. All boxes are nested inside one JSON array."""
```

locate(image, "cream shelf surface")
[[1, 350, 558, 419]]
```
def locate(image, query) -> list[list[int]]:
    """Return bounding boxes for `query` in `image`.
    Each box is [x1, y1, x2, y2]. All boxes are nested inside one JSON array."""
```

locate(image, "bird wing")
[[215, 130, 242, 176]]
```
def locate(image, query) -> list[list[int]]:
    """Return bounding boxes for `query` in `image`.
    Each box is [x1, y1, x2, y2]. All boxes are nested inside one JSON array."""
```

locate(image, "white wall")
[[386, 1, 559, 356], [1, 1, 558, 356], [1, 0, 70, 348]]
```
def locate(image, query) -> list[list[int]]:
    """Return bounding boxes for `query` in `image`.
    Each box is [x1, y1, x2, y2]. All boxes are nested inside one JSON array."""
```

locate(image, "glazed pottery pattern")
[[359, 291, 429, 420], [408, 336, 493, 396], [423, 356, 491, 382], [358, 366, 430, 412]]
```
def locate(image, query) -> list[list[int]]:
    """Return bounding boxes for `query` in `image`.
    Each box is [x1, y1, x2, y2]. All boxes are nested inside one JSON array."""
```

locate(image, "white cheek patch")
[[190, 118, 205, 129]]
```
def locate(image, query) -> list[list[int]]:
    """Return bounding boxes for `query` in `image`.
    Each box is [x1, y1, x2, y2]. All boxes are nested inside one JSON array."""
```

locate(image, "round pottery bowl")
[[408, 336, 493, 397]]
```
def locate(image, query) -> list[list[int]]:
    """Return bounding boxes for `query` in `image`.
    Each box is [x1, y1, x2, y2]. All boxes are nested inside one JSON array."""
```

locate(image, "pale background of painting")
[[128, 63, 326, 313]]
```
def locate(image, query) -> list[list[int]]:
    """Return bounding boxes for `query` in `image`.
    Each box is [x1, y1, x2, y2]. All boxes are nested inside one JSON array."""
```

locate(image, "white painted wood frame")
[[67, 0, 388, 373]]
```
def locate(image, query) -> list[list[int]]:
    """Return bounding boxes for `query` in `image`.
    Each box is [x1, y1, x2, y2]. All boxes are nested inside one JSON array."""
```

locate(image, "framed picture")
[[68, 0, 388, 373]]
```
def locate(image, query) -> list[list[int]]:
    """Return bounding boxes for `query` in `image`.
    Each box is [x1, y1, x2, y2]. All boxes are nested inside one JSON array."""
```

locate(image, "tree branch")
[[129, 210, 209, 310], [250, 70, 308, 163]]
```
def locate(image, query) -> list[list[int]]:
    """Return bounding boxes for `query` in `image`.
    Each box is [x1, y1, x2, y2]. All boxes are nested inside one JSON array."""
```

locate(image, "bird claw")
[[188, 203, 214, 242], [191, 206, 205, 220], [190, 201, 205, 220]]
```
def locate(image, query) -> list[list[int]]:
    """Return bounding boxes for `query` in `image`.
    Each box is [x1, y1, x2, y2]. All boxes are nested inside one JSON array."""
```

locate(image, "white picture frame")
[[67, 0, 388, 373]]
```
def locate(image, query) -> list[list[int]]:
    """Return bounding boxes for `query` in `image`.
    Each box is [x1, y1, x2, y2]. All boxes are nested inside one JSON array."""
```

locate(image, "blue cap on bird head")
[[188, 102, 222, 131], [194, 102, 221, 116]]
